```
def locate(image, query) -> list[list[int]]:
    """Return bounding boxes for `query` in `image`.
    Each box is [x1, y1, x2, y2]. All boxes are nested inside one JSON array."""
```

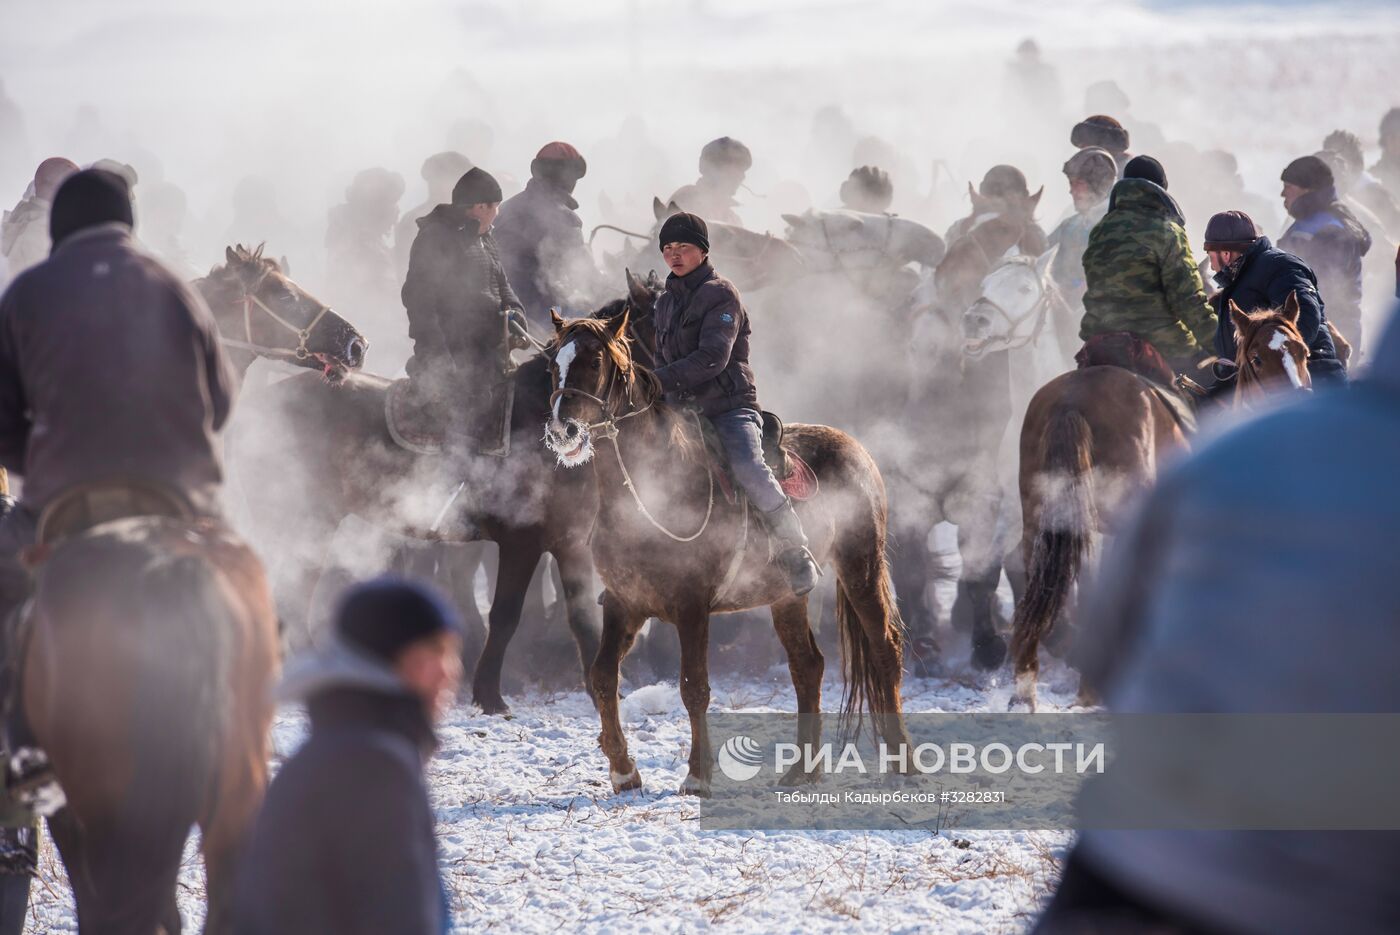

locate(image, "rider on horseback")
[[401, 167, 528, 458], [0, 168, 236, 871], [1079, 155, 1217, 383], [652, 212, 820, 596]]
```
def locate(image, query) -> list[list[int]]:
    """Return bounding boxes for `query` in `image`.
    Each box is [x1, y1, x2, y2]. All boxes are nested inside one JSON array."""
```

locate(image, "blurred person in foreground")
[[0, 157, 78, 282], [1201, 209, 1346, 392], [1279, 155, 1372, 351], [1033, 305, 1400, 935], [234, 577, 463, 935]]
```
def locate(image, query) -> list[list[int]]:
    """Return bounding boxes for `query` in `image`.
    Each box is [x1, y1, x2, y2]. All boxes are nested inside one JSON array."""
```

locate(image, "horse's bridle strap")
[[227, 292, 333, 362]]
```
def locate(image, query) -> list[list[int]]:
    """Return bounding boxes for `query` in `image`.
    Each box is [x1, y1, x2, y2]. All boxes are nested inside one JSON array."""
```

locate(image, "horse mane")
[[555, 316, 699, 461], [197, 242, 279, 301]]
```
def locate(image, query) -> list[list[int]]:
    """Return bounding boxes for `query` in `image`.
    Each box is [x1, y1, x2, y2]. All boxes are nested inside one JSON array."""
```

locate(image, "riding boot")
[[761, 499, 821, 597]]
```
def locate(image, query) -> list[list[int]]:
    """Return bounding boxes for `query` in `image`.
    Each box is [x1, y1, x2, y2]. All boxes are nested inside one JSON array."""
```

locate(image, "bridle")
[[964, 256, 1064, 355], [547, 325, 715, 543], [1234, 321, 1310, 403], [220, 286, 336, 363]]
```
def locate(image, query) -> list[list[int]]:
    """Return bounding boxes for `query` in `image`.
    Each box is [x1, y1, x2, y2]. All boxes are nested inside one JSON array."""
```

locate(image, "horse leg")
[[770, 597, 824, 785], [553, 544, 601, 692], [591, 593, 648, 793], [471, 536, 542, 716], [888, 521, 938, 676], [675, 605, 714, 797], [951, 488, 1009, 671]]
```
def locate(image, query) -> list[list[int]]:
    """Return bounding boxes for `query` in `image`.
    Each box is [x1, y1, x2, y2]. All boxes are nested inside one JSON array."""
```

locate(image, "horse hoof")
[[475, 696, 512, 717], [679, 774, 712, 797], [611, 768, 643, 794], [972, 634, 1008, 671]]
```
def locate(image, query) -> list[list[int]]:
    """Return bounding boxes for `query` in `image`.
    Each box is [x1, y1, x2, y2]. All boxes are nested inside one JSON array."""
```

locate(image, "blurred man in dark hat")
[[235, 577, 463, 935], [494, 141, 604, 330], [1278, 154, 1372, 351], [669, 137, 752, 226]]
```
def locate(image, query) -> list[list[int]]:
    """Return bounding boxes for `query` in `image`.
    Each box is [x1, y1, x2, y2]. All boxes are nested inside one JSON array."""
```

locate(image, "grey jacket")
[[0, 224, 234, 514], [652, 262, 759, 417], [1070, 305, 1400, 935]]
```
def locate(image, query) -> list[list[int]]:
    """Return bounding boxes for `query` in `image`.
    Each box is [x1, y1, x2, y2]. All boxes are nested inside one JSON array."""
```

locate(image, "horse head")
[[961, 245, 1059, 359], [1230, 292, 1312, 402], [546, 271, 666, 467], [196, 243, 368, 383]]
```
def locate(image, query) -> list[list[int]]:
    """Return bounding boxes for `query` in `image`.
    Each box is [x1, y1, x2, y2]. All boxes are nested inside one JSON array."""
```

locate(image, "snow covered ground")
[[23, 652, 1084, 933]]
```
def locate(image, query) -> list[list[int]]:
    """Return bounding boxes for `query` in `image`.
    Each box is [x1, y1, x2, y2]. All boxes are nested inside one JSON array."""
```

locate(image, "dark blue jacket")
[[234, 686, 449, 935], [1278, 187, 1371, 343], [1212, 236, 1346, 385]]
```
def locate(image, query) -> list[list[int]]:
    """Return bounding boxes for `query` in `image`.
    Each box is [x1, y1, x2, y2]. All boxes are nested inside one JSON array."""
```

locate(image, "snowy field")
[[23, 654, 1084, 934]]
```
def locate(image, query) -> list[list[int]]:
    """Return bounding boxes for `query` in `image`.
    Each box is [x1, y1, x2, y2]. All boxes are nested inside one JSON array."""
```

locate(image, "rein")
[[220, 291, 333, 362], [550, 359, 716, 543]]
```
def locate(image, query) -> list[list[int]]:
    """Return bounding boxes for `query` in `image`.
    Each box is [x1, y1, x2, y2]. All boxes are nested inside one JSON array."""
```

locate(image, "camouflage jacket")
[[1079, 178, 1215, 361]]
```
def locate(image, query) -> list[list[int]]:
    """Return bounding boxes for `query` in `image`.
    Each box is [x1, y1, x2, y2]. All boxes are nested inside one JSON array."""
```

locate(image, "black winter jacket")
[[402, 205, 522, 380], [1212, 236, 1345, 384], [652, 262, 759, 417]]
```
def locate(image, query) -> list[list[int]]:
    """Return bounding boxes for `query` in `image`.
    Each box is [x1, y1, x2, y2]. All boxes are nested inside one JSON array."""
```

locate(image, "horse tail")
[[834, 546, 906, 745], [112, 552, 232, 930], [1010, 408, 1096, 676]]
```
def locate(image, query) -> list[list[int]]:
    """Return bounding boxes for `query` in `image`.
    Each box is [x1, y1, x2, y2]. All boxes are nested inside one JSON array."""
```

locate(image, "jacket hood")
[[277, 634, 415, 704], [1108, 177, 1186, 227]]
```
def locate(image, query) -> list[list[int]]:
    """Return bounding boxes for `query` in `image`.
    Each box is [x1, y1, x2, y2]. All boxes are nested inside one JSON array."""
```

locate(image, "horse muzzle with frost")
[[961, 246, 1059, 360]]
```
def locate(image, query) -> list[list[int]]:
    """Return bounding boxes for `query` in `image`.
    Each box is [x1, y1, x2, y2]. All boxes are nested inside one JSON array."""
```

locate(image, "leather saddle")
[[696, 411, 820, 505], [34, 480, 194, 549], [1075, 332, 1198, 436], [386, 377, 514, 458]]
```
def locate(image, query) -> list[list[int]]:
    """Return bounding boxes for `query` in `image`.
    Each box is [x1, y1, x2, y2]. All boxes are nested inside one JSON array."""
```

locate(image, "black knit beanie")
[[658, 212, 710, 253], [1123, 155, 1168, 190], [336, 577, 464, 664], [451, 167, 503, 205], [1281, 155, 1334, 192], [49, 168, 133, 246]]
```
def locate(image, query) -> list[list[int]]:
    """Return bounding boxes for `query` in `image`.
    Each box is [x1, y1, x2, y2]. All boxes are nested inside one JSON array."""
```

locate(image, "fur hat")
[[1062, 147, 1117, 199], [531, 141, 587, 182], [1071, 115, 1130, 154], [699, 137, 752, 175]]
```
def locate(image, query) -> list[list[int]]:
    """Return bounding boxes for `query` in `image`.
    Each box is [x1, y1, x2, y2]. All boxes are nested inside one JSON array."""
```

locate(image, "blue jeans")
[[712, 409, 787, 513]]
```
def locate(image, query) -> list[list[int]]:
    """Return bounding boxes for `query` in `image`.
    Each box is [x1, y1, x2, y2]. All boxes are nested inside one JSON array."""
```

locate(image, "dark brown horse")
[[23, 513, 279, 934], [545, 312, 910, 795], [235, 273, 664, 714]]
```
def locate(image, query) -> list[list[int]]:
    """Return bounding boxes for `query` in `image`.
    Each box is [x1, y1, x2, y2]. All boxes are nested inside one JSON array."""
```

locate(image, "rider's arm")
[[1161, 225, 1217, 350], [1265, 263, 1325, 346], [652, 286, 740, 393], [180, 279, 236, 433], [0, 285, 30, 471]]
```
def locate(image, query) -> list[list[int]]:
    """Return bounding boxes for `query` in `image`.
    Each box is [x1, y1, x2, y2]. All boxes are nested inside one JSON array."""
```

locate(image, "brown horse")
[[23, 513, 279, 934], [194, 243, 368, 383], [233, 273, 664, 714], [545, 312, 910, 795], [1009, 296, 1319, 710]]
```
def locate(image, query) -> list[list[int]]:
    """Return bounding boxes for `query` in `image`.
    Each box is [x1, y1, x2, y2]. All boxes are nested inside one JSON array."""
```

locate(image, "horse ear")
[[550, 309, 566, 332], [1028, 186, 1044, 210], [606, 305, 629, 340], [1282, 290, 1301, 325], [646, 269, 662, 289], [652, 197, 666, 221], [1035, 243, 1059, 282], [1228, 299, 1251, 338], [969, 184, 991, 213], [225, 246, 238, 265], [253, 242, 266, 261], [781, 213, 802, 228], [625, 267, 650, 305], [666, 201, 681, 214], [278, 255, 291, 275]]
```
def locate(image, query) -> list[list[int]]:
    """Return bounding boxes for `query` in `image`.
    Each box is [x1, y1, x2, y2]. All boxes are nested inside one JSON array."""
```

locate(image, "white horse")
[[781, 209, 946, 274]]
